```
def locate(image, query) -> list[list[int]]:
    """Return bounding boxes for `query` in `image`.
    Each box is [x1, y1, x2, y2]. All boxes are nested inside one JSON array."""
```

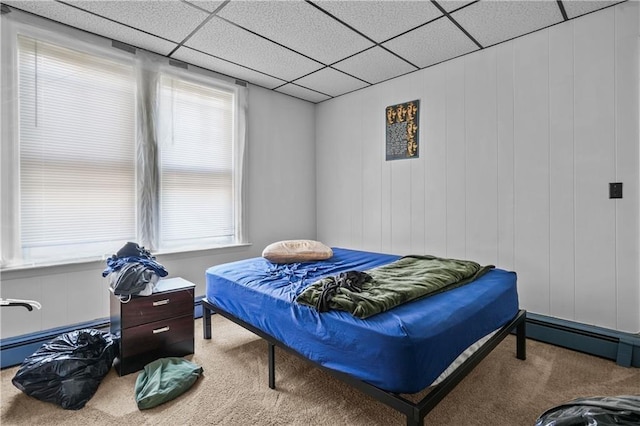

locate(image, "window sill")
[[153, 242, 252, 258], [0, 242, 253, 280]]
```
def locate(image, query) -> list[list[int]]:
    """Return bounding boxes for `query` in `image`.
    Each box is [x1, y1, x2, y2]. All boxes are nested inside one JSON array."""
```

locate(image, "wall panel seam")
[[612, 8, 618, 330], [572, 20, 577, 321], [548, 28, 552, 315]]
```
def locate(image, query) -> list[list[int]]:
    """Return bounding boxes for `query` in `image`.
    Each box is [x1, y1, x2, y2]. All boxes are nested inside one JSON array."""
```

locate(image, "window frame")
[[0, 17, 248, 270], [154, 66, 240, 252]]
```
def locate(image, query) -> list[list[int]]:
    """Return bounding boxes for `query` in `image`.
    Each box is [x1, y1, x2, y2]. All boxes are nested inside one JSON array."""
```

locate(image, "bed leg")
[[406, 410, 421, 426], [516, 314, 526, 360], [268, 342, 275, 389], [203, 303, 212, 340]]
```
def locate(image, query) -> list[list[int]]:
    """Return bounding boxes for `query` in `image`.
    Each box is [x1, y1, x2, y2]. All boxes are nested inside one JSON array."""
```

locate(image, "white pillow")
[[262, 240, 333, 264]]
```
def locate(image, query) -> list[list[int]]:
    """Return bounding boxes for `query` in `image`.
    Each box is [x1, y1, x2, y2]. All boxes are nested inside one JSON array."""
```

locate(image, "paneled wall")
[[0, 86, 317, 339], [316, 2, 639, 333]]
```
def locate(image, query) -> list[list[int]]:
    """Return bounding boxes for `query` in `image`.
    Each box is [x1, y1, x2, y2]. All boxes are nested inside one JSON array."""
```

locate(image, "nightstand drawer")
[[121, 314, 194, 358], [111, 277, 196, 375], [121, 289, 193, 328]]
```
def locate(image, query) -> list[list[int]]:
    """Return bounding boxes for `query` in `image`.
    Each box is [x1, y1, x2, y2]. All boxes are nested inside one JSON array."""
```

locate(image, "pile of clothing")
[[316, 270, 372, 312], [102, 242, 168, 301]]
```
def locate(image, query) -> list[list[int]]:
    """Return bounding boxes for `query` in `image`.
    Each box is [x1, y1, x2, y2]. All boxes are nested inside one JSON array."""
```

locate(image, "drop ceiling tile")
[[383, 17, 478, 69], [314, 0, 442, 43], [67, 0, 209, 43], [439, 1, 475, 13], [172, 47, 286, 89], [183, 1, 225, 13], [4, 1, 177, 55], [217, 0, 373, 65], [452, 0, 564, 47], [275, 84, 331, 103], [294, 67, 369, 97], [186, 17, 323, 82], [562, 0, 622, 19], [333, 47, 417, 84]]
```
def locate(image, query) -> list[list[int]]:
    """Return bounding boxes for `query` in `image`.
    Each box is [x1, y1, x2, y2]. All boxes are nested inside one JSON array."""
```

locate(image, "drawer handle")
[[153, 326, 170, 334], [153, 299, 169, 306]]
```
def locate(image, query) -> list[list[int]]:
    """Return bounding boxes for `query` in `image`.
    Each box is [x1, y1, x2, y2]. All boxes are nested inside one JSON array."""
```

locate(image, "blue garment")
[[102, 256, 168, 278], [102, 242, 168, 278]]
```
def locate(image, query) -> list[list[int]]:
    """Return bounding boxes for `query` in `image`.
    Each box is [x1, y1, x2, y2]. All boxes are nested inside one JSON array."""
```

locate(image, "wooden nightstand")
[[110, 277, 195, 376]]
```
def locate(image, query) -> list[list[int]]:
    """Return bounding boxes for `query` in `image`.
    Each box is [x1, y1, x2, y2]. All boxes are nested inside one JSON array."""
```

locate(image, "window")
[[1, 23, 246, 268], [17, 35, 137, 263], [157, 76, 236, 250]]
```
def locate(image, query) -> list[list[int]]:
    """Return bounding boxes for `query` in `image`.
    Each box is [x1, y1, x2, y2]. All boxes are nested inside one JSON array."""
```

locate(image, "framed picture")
[[385, 99, 419, 161]]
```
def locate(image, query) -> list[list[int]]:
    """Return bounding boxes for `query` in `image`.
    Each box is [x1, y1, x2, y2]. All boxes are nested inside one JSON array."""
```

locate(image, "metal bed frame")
[[202, 298, 526, 426]]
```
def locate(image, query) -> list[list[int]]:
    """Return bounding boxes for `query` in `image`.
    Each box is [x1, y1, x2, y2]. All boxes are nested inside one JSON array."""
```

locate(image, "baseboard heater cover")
[[0, 296, 206, 369], [525, 313, 640, 368], [2, 306, 637, 369], [0, 318, 110, 369]]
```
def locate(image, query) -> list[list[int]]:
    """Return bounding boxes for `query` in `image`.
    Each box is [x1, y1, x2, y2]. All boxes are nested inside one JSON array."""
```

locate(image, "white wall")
[[316, 2, 639, 333], [0, 86, 317, 339]]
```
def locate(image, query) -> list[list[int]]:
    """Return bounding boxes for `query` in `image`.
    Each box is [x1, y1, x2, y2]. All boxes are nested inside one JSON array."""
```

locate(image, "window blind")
[[157, 75, 235, 249], [17, 35, 136, 262]]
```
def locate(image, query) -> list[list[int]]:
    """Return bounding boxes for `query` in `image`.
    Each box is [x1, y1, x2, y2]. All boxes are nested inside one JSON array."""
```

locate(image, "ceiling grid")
[[1, 0, 626, 103]]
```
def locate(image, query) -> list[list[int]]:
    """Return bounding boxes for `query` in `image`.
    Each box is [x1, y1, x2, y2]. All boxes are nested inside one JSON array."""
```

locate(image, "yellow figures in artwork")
[[406, 121, 418, 139], [395, 104, 407, 123], [407, 124, 418, 157], [406, 105, 418, 157], [386, 106, 396, 125], [407, 140, 418, 157], [406, 102, 417, 121]]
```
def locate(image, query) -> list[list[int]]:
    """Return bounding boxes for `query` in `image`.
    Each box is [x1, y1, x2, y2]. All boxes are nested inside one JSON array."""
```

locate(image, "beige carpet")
[[1, 315, 639, 425]]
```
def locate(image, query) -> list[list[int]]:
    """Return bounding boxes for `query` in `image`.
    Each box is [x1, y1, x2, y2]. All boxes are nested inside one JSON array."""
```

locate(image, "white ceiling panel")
[[68, 0, 209, 43], [562, 0, 623, 19], [275, 83, 332, 103], [294, 67, 369, 97], [67, 0, 209, 44], [333, 47, 417, 84], [172, 47, 286, 90], [452, 0, 564, 47], [4, 1, 177, 55], [186, 17, 323, 82], [383, 17, 479, 69], [217, 0, 373, 65], [183, 1, 224, 13], [313, 0, 443, 43], [439, 1, 476, 13]]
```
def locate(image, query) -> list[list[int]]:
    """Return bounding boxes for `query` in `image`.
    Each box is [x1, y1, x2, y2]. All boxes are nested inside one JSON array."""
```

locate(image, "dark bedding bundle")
[[102, 242, 168, 299], [296, 255, 493, 318]]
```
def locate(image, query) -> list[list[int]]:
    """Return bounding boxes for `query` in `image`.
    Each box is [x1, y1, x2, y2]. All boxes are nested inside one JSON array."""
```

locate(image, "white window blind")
[[17, 35, 136, 262], [157, 75, 235, 250]]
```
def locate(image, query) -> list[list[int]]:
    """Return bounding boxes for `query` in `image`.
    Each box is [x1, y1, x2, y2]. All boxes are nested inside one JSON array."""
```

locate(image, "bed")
[[201, 247, 526, 425]]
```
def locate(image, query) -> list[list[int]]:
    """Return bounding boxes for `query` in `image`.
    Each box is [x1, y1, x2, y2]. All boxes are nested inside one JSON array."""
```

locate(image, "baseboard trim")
[[2, 307, 638, 369], [0, 318, 111, 369], [525, 313, 640, 367], [0, 296, 206, 370]]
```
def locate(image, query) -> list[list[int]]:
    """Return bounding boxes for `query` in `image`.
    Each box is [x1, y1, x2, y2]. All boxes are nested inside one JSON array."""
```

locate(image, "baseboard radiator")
[[1, 306, 638, 369], [525, 313, 640, 368]]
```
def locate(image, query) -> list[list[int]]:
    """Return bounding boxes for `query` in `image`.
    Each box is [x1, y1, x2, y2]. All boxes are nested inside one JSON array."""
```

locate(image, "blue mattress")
[[205, 248, 519, 393]]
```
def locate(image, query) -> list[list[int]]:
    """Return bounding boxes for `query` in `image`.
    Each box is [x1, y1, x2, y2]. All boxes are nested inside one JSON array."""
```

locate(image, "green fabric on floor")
[[135, 357, 203, 410]]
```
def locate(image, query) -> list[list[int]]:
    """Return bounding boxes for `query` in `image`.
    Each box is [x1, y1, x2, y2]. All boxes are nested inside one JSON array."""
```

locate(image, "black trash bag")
[[535, 395, 640, 426], [12, 328, 118, 410]]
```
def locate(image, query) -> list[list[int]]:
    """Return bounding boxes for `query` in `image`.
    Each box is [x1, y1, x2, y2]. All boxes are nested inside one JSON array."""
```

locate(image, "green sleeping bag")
[[135, 357, 203, 410]]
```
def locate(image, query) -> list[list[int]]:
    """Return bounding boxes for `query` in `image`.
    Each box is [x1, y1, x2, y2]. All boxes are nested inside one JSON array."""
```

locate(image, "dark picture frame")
[[385, 99, 420, 161]]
